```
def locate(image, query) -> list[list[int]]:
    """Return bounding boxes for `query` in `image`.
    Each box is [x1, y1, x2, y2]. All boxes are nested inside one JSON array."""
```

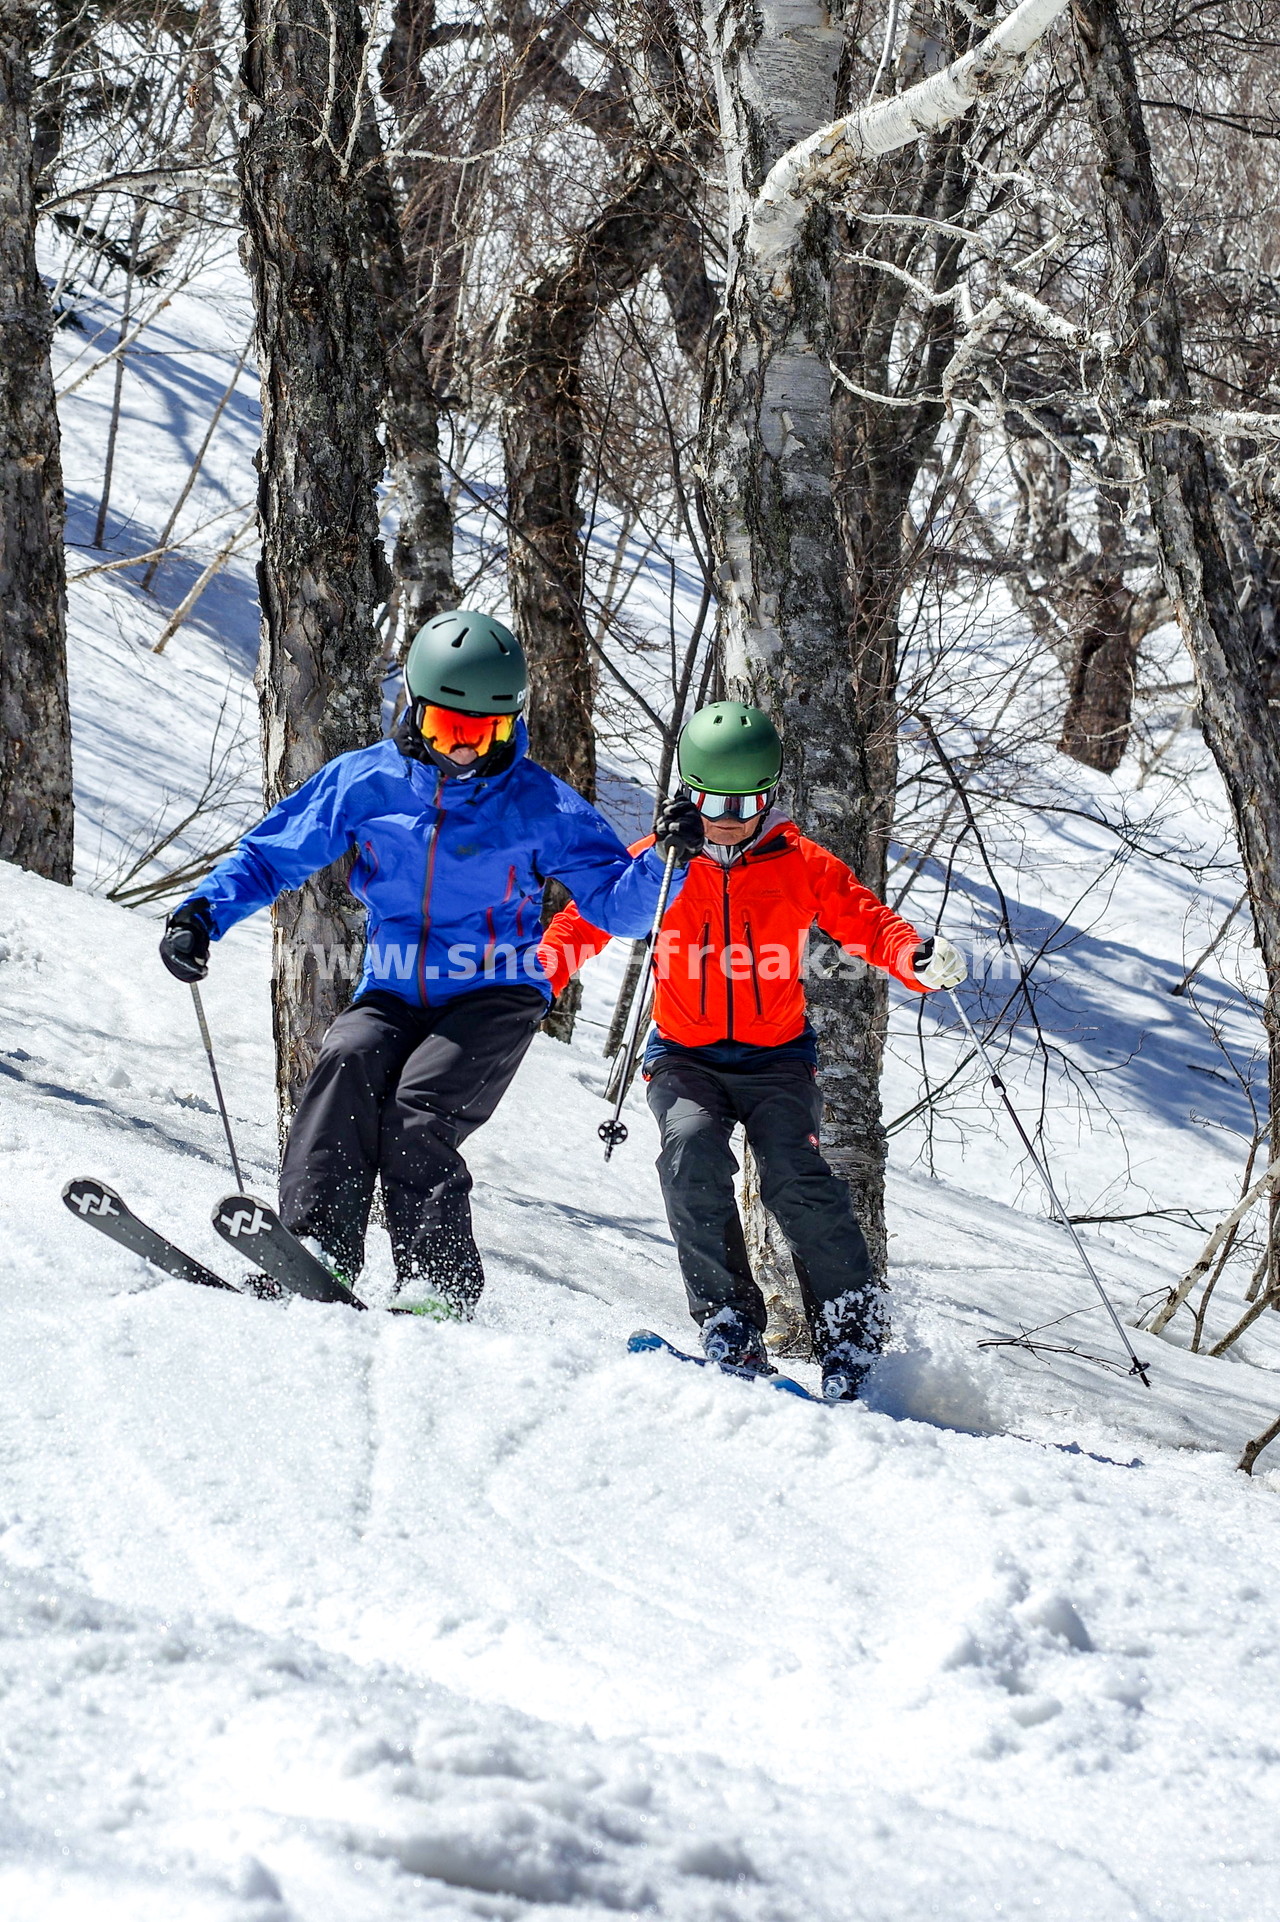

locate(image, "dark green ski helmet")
[[677, 702, 783, 795], [404, 610, 527, 714]]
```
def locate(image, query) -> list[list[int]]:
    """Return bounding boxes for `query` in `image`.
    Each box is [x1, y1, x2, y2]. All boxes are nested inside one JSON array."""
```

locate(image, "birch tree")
[[0, 0, 73, 885], [700, 0, 1069, 1262]]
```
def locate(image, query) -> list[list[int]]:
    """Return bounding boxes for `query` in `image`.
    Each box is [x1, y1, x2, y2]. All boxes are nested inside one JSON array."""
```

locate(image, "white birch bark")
[[745, 0, 1070, 284], [700, 0, 1070, 1276]]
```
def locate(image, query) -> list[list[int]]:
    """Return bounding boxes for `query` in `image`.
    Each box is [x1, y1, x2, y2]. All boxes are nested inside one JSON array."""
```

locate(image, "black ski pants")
[[645, 1050, 885, 1359], [278, 985, 546, 1309]]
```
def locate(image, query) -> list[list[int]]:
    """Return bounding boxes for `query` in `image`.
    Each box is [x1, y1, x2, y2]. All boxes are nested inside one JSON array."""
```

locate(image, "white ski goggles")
[[689, 787, 775, 822]]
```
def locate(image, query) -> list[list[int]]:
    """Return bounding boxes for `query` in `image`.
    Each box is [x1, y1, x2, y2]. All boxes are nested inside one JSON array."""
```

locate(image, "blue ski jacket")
[[184, 725, 673, 1008]]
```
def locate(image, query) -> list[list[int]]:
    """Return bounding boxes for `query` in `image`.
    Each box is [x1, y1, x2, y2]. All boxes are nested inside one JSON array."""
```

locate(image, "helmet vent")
[[440, 683, 466, 697]]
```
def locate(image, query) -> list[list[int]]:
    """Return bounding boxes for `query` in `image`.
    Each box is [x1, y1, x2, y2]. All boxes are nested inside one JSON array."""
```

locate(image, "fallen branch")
[[1169, 892, 1247, 997], [142, 339, 253, 590], [1208, 1287, 1279, 1359], [151, 508, 257, 655], [68, 500, 252, 582], [1238, 1412, 1280, 1477], [1148, 1154, 1280, 1336]]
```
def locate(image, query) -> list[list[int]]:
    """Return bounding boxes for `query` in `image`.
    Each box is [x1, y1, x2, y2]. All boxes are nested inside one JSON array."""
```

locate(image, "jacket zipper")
[[722, 868, 734, 1042], [417, 772, 445, 1003], [698, 919, 710, 1019], [354, 838, 380, 903], [744, 917, 764, 1019]]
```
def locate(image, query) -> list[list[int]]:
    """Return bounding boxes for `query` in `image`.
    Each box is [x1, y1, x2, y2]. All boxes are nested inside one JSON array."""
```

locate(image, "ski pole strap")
[[190, 982, 246, 1193], [947, 988, 1152, 1388]]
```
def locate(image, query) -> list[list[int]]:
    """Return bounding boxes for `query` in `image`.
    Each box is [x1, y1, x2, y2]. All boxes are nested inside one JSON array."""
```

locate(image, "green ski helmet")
[[404, 609, 527, 714], [677, 701, 783, 797]]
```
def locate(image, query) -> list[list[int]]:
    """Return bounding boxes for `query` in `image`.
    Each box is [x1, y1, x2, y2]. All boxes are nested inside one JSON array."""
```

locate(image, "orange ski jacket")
[[539, 817, 927, 1049]]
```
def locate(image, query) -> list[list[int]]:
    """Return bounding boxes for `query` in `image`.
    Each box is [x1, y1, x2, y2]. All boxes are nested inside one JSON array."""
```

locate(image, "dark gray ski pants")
[[279, 985, 546, 1307], [645, 1050, 887, 1359]]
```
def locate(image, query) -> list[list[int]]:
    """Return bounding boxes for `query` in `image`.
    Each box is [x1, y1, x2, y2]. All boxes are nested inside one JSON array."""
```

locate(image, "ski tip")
[[627, 1329, 666, 1354], [62, 1176, 123, 1216], [211, 1194, 275, 1234]]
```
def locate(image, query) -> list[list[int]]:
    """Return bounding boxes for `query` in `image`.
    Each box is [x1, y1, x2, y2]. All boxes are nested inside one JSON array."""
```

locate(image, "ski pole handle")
[[190, 982, 246, 1192]]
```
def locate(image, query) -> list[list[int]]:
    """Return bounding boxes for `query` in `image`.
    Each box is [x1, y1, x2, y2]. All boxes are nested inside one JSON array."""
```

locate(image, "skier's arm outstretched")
[[538, 835, 653, 992], [802, 841, 928, 992], [535, 806, 675, 942], [159, 758, 361, 980], [804, 841, 965, 992]]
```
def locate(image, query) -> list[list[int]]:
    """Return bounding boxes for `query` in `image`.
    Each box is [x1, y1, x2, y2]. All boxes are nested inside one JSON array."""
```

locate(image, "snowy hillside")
[[7, 861, 1280, 1922], [4, 242, 1280, 1920]]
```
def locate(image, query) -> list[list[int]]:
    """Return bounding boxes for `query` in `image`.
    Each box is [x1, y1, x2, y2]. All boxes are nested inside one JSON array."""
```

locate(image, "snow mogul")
[[539, 702, 966, 1401], [159, 611, 670, 1316]]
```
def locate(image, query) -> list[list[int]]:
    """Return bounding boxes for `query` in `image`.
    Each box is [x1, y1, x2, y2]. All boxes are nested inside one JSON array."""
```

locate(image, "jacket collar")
[[395, 715, 529, 800], [696, 807, 795, 869]]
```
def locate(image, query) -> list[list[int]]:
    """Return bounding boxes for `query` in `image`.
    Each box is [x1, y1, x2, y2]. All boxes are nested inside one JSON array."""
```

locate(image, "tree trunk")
[[701, 0, 892, 1263], [826, 89, 972, 1264], [375, 0, 457, 653], [0, 0, 73, 885], [238, 0, 389, 1123], [499, 160, 699, 803], [1057, 604, 1139, 774], [31, 0, 93, 187], [1073, 0, 1280, 1286], [1057, 475, 1139, 773], [703, 0, 1065, 1273]]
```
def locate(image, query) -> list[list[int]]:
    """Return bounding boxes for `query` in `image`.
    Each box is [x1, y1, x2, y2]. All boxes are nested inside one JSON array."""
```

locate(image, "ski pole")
[[946, 987, 1152, 1388], [599, 847, 679, 1160], [189, 982, 246, 1192]]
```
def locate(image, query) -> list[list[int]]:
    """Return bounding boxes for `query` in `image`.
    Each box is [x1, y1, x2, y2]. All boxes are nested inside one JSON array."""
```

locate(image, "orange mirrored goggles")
[[419, 703, 517, 755]]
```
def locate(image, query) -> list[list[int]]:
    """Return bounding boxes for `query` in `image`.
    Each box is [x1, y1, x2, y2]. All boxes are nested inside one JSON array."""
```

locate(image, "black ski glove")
[[160, 897, 215, 982], [653, 795, 705, 866]]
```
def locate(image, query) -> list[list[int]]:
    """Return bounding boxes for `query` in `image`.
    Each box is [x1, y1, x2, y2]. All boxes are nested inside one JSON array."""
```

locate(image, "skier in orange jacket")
[[540, 702, 965, 1400]]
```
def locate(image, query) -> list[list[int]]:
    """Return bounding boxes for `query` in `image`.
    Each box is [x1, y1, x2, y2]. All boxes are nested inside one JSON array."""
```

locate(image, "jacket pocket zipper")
[[722, 870, 734, 1041], [744, 917, 764, 1019]]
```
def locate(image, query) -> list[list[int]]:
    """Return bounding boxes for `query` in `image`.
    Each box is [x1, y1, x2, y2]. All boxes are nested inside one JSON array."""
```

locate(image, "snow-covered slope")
[[6, 238, 1280, 1922], [6, 860, 1280, 1922]]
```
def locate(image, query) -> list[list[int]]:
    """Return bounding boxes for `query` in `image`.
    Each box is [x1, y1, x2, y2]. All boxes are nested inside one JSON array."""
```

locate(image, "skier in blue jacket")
[[159, 611, 678, 1316]]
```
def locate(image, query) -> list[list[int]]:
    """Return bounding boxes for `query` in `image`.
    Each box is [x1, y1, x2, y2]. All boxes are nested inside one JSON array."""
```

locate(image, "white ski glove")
[[913, 935, 966, 991]]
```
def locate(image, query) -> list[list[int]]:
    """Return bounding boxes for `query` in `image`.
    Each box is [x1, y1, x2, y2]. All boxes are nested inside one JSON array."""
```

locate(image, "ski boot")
[[395, 1290, 464, 1323], [819, 1342, 873, 1404], [391, 1252, 481, 1323], [701, 1306, 775, 1377]]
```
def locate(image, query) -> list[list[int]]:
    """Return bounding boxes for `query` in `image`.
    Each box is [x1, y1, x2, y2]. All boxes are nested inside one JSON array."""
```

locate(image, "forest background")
[[5, 0, 1280, 1440]]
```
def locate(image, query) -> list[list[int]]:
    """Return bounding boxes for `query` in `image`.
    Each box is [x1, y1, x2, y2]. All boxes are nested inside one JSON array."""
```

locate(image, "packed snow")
[[4, 242, 1280, 1922]]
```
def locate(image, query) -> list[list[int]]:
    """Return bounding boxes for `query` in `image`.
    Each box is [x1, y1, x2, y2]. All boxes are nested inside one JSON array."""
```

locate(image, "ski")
[[211, 1194, 368, 1308], [627, 1329, 820, 1402], [62, 1178, 239, 1293]]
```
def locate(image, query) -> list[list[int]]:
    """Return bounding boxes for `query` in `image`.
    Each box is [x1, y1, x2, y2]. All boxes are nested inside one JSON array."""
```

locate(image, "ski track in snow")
[[3, 245, 1279, 1921]]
